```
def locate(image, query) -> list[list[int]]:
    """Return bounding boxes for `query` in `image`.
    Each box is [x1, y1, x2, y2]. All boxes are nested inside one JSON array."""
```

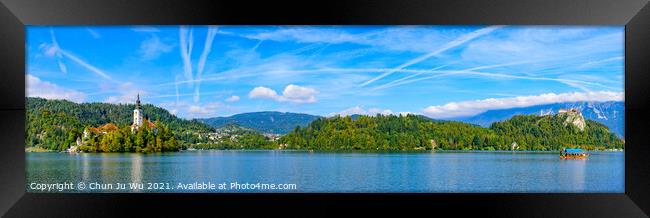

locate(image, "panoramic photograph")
[[25, 25, 624, 193]]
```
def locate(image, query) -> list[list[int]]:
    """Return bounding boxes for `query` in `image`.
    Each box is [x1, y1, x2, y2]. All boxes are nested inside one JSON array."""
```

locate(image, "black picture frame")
[[1, 0, 649, 217]]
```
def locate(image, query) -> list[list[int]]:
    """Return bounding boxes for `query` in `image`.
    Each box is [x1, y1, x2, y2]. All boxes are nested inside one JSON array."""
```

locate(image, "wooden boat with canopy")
[[560, 148, 589, 159]]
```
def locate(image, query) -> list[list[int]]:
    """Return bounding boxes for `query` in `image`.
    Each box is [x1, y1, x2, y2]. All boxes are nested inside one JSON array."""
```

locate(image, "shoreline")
[[24, 147, 54, 153], [26, 147, 625, 153]]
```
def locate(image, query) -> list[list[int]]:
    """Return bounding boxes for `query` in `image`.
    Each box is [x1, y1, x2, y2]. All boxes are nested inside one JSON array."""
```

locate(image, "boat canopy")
[[565, 148, 584, 153]]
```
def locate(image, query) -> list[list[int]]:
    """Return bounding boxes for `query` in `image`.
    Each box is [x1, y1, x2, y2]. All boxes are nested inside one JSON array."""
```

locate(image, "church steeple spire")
[[135, 93, 141, 109]]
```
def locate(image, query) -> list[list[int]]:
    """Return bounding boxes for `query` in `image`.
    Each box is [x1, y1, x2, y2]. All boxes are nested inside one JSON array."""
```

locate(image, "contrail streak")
[[59, 50, 112, 80], [49, 28, 67, 74], [251, 40, 264, 51], [194, 26, 219, 103], [371, 63, 454, 91], [359, 25, 505, 87], [179, 26, 194, 85], [372, 60, 533, 91]]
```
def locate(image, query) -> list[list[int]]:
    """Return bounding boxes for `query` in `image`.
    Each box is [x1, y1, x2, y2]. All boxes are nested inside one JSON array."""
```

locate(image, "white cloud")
[[187, 102, 222, 118], [248, 84, 317, 103], [139, 35, 174, 60], [422, 91, 624, 119], [332, 106, 412, 117], [368, 108, 395, 115], [26, 75, 86, 103], [281, 84, 317, 103], [164, 100, 240, 118], [105, 95, 137, 104], [188, 105, 212, 115], [226, 95, 240, 102], [248, 86, 279, 99], [335, 106, 366, 116]]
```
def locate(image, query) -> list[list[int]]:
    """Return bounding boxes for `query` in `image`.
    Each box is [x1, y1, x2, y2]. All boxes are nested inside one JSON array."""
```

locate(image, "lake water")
[[26, 150, 624, 193]]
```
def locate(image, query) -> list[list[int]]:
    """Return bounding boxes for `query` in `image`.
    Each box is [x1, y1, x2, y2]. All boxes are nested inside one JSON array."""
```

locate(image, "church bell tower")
[[133, 94, 143, 128]]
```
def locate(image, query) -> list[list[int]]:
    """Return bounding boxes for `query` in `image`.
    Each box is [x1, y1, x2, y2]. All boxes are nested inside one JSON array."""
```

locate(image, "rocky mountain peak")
[[559, 108, 586, 131]]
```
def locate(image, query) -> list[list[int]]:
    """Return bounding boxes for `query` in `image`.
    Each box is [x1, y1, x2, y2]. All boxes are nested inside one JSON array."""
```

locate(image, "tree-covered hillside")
[[490, 113, 623, 150], [26, 97, 214, 151], [279, 113, 624, 151]]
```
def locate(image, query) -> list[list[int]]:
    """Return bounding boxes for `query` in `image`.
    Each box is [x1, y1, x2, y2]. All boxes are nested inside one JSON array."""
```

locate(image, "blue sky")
[[26, 25, 624, 119]]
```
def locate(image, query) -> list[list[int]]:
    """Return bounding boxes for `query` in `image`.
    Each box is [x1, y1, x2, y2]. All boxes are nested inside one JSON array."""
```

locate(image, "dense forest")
[[278, 113, 624, 151], [26, 97, 214, 151]]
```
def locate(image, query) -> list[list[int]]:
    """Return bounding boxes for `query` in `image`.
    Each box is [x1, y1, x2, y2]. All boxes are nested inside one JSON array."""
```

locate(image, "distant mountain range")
[[214, 123, 257, 134], [199, 111, 321, 134], [453, 101, 624, 137]]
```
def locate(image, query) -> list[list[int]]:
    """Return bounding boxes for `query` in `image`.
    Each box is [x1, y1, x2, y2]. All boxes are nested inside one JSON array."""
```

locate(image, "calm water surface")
[[26, 150, 624, 193]]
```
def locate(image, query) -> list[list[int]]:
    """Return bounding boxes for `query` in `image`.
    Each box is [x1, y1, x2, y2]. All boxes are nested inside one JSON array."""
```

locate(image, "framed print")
[[0, 0, 649, 217]]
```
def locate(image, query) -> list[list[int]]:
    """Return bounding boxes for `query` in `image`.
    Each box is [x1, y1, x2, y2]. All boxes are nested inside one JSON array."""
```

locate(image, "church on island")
[[81, 94, 157, 141]]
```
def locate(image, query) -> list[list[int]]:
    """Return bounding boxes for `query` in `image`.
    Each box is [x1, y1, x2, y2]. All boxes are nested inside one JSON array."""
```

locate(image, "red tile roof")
[[88, 123, 119, 134]]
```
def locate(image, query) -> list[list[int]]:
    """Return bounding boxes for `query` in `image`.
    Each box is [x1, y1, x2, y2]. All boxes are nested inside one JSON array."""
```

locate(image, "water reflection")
[[131, 154, 143, 184], [100, 153, 119, 184], [568, 159, 587, 191], [81, 153, 90, 182]]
